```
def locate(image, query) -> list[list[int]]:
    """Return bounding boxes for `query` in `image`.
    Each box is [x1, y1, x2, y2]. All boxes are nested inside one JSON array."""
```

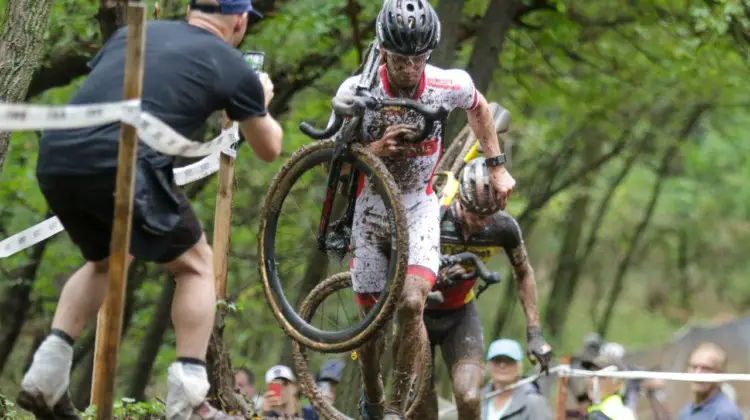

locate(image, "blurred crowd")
[[230, 333, 745, 419]]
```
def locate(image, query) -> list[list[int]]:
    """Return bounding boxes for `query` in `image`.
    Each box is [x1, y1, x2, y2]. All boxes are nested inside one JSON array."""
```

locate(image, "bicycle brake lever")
[[476, 283, 490, 299], [486, 272, 501, 285]]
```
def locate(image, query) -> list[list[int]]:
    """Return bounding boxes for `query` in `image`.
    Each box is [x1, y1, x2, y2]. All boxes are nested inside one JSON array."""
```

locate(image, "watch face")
[[486, 154, 506, 166]]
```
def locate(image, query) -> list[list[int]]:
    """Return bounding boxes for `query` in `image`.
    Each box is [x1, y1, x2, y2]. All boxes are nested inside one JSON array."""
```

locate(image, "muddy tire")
[[293, 272, 431, 420], [258, 139, 408, 353]]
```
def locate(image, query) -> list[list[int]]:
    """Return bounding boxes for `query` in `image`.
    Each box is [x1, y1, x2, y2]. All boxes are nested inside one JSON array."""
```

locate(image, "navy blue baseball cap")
[[189, 0, 263, 18]]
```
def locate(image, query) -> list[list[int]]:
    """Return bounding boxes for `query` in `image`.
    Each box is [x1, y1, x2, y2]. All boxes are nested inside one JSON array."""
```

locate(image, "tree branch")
[[346, 0, 363, 64], [26, 46, 98, 100], [595, 104, 708, 336]]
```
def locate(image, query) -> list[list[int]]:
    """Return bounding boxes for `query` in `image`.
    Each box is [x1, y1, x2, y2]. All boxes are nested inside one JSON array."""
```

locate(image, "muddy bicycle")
[[289, 251, 501, 420], [257, 43, 450, 353]]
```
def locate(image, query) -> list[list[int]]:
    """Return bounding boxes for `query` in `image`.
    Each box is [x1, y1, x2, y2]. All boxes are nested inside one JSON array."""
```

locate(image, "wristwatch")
[[485, 154, 506, 167]]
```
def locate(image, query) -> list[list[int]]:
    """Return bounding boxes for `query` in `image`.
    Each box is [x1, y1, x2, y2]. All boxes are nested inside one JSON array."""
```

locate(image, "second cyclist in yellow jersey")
[[415, 156, 552, 420]]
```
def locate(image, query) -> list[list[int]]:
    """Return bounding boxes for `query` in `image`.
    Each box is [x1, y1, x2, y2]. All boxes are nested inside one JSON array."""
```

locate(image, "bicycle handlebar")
[[299, 94, 449, 142], [427, 252, 502, 304], [438, 252, 501, 284]]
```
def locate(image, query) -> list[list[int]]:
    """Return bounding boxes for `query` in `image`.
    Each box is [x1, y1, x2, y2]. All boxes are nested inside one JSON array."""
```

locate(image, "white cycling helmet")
[[459, 157, 500, 215]]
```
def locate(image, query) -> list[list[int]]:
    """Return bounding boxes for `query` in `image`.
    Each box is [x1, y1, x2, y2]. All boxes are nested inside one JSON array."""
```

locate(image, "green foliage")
[[3, 0, 750, 411], [0, 394, 166, 419]]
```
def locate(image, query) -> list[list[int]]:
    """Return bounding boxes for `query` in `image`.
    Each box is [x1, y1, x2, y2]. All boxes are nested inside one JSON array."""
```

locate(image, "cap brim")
[[248, 7, 263, 19], [488, 352, 522, 362]]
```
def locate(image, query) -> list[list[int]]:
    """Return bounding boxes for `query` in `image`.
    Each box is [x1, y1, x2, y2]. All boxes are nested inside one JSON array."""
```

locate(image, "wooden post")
[[90, 3, 146, 419], [555, 356, 571, 420], [213, 146, 236, 299], [205, 127, 239, 409], [90, 308, 106, 405]]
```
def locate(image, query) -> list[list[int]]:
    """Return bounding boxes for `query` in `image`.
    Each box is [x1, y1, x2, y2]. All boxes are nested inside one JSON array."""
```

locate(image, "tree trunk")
[[206, 317, 247, 415], [541, 186, 592, 341], [0, 238, 49, 374], [97, 0, 129, 44], [677, 228, 691, 310], [595, 158, 668, 338], [541, 133, 599, 342], [445, 0, 520, 140], [431, 0, 468, 68], [127, 276, 175, 401], [489, 268, 517, 340], [0, 0, 54, 174], [596, 104, 707, 336]]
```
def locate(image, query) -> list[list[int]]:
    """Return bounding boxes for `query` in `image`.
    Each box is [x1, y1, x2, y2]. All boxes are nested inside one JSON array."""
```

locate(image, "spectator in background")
[[481, 338, 552, 420], [585, 352, 635, 420], [566, 333, 605, 418], [678, 342, 742, 420], [301, 359, 345, 420], [234, 367, 262, 410], [261, 365, 304, 418], [597, 342, 673, 419]]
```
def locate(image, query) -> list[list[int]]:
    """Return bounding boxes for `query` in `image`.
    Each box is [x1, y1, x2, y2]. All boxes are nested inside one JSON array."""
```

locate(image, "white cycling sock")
[[166, 361, 210, 420], [20, 334, 73, 408]]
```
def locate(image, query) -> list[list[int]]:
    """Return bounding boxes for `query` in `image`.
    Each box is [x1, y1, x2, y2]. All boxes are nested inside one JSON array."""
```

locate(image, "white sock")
[[21, 335, 73, 408], [166, 362, 210, 420]]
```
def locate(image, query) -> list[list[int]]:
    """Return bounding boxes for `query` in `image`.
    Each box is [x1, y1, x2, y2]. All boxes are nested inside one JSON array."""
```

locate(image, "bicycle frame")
[[315, 42, 381, 251]]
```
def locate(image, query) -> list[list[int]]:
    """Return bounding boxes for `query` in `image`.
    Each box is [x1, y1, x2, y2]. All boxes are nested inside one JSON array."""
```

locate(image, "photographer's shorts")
[[37, 162, 202, 263]]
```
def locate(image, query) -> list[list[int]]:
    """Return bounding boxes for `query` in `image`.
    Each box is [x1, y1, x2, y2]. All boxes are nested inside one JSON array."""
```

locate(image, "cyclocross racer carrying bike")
[[414, 157, 552, 419], [331, 1, 515, 419]]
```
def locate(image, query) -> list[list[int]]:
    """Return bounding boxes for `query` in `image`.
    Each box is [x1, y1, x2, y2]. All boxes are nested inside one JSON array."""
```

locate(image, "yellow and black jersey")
[[429, 201, 529, 311]]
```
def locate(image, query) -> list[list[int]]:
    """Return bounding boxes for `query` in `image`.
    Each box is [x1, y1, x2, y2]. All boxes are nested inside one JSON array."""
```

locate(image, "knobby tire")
[[258, 139, 409, 353], [292, 272, 431, 420]]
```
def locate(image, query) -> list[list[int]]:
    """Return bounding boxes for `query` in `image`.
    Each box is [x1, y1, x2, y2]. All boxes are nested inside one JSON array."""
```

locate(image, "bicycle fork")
[[316, 147, 360, 253]]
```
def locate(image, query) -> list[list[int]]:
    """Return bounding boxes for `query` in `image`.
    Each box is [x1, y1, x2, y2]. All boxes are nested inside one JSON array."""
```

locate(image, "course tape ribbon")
[[0, 100, 240, 259], [0, 100, 238, 158], [0, 100, 140, 131], [437, 364, 750, 416]]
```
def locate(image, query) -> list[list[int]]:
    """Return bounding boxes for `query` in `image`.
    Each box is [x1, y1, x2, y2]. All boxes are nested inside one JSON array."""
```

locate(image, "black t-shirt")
[[37, 20, 266, 175]]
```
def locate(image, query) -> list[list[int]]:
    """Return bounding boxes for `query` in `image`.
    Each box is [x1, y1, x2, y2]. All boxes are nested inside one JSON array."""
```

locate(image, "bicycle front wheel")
[[258, 139, 409, 353]]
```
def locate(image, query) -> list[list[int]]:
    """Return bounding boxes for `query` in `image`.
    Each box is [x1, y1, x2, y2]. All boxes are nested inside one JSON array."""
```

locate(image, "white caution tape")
[[172, 151, 222, 186], [559, 365, 750, 383], [0, 100, 238, 158], [0, 148, 230, 259], [437, 363, 750, 416], [133, 113, 239, 158], [0, 100, 140, 131], [437, 365, 564, 416], [0, 98, 242, 258], [0, 217, 64, 259]]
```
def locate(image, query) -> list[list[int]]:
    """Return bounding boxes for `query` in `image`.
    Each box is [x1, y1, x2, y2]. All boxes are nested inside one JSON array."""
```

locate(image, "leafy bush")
[[0, 394, 167, 419]]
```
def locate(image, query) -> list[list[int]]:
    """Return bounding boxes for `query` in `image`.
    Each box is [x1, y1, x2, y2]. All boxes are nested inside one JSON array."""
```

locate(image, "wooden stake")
[[213, 145, 236, 300], [90, 308, 106, 405], [555, 356, 571, 420], [90, 4, 146, 419], [204, 128, 237, 408]]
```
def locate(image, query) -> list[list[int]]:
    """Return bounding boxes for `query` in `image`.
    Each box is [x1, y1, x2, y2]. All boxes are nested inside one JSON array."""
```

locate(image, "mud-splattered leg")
[[385, 273, 432, 417], [408, 342, 439, 420], [441, 302, 485, 420], [358, 318, 387, 419]]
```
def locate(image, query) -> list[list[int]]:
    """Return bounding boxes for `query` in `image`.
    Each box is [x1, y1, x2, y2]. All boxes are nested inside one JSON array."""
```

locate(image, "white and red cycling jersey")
[[333, 64, 479, 298]]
